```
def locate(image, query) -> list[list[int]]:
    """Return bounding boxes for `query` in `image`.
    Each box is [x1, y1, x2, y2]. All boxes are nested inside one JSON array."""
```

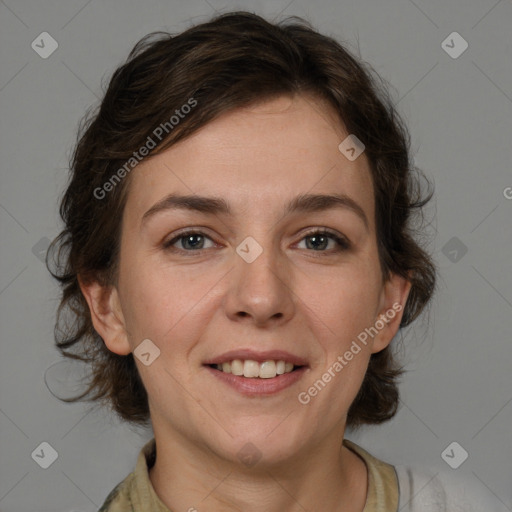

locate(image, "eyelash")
[[162, 228, 351, 255]]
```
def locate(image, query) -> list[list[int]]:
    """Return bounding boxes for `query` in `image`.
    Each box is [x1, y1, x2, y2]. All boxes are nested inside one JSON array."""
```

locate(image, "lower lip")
[[204, 365, 308, 396]]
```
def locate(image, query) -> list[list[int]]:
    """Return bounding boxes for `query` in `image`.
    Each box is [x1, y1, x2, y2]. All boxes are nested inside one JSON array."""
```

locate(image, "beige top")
[[98, 438, 399, 511]]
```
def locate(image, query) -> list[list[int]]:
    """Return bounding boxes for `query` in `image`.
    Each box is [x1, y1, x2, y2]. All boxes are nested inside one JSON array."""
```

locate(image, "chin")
[[216, 426, 306, 469]]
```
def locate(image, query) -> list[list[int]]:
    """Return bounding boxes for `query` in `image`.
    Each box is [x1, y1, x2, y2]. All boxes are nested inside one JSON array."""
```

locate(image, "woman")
[[48, 11, 495, 512]]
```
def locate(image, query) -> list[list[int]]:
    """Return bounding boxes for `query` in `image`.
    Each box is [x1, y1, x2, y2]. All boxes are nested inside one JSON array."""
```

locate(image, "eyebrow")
[[141, 192, 369, 231]]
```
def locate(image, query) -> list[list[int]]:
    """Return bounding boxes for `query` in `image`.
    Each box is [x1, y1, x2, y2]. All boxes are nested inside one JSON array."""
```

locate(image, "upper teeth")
[[216, 360, 295, 379]]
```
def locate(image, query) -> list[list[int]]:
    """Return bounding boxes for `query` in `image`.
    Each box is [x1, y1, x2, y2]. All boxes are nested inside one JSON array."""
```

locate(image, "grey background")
[[0, 0, 511, 510]]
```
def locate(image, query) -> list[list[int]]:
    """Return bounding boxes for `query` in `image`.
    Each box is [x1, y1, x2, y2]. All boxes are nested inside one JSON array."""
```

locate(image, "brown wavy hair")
[[47, 11, 437, 429]]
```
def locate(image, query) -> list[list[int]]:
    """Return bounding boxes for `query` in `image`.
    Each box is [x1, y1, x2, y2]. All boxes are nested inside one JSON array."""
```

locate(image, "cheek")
[[118, 256, 217, 344], [298, 264, 380, 332]]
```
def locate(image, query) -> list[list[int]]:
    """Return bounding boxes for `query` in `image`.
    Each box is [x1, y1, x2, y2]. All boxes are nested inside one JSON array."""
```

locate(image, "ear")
[[371, 271, 412, 354], [78, 276, 131, 356]]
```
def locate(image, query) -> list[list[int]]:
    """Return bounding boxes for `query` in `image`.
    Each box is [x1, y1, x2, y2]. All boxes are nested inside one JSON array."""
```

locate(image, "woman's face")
[[85, 94, 410, 465]]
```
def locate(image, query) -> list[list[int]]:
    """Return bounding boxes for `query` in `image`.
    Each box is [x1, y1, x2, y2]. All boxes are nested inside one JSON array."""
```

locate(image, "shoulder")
[[96, 437, 161, 511], [394, 465, 505, 512], [97, 475, 134, 512]]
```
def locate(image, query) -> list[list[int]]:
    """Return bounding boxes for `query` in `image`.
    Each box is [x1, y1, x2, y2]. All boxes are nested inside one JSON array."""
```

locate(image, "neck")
[[148, 426, 368, 512]]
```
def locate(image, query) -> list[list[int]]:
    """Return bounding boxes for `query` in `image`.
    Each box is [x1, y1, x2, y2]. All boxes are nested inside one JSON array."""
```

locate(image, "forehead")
[[124, 95, 375, 229]]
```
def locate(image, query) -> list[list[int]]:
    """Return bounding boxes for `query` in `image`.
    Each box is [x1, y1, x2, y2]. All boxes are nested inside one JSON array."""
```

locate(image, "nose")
[[223, 241, 296, 327]]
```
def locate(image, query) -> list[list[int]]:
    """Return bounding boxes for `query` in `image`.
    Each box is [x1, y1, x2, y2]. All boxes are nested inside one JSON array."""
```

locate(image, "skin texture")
[[80, 94, 412, 512]]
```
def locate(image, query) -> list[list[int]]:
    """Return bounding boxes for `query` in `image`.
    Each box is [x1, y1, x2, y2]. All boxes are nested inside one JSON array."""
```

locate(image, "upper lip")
[[203, 349, 308, 366]]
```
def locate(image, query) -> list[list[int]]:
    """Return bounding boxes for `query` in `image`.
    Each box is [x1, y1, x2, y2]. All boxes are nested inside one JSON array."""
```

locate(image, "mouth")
[[206, 359, 303, 379], [202, 350, 309, 395]]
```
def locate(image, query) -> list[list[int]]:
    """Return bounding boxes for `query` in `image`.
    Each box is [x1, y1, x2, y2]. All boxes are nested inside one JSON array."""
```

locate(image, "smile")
[[212, 359, 297, 379], [204, 362, 308, 396]]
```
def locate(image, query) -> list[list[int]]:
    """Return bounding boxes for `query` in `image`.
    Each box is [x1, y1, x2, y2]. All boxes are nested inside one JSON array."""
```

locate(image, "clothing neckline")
[[343, 439, 399, 511]]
